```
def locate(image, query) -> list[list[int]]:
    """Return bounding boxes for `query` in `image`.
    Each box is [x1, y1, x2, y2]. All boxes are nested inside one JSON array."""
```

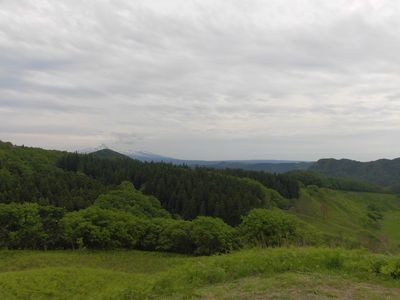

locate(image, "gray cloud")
[[1, 0, 400, 160]]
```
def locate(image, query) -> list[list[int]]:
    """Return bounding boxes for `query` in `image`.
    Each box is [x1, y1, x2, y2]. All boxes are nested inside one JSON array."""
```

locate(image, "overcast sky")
[[1, 0, 400, 161]]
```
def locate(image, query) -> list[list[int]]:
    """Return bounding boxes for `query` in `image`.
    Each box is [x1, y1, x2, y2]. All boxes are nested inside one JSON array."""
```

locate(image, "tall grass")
[[120, 247, 400, 299], [0, 248, 399, 299]]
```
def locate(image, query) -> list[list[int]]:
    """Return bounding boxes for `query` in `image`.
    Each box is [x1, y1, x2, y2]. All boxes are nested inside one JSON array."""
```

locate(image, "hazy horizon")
[[2, 138, 400, 163], [1, 1, 400, 161]]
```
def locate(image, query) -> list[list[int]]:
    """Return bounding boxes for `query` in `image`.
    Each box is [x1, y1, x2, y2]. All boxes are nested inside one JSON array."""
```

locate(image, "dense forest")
[[57, 152, 296, 224], [0, 142, 106, 210], [286, 170, 384, 193], [0, 180, 315, 254]]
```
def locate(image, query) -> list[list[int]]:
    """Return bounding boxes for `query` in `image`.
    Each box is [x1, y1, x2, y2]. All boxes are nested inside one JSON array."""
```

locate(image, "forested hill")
[[90, 147, 385, 194], [310, 158, 400, 187], [0, 141, 299, 225], [57, 153, 297, 224], [90, 148, 130, 160]]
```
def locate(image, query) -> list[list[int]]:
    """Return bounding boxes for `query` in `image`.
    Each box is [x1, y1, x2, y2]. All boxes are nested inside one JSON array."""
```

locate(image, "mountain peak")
[[90, 148, 129, 160]]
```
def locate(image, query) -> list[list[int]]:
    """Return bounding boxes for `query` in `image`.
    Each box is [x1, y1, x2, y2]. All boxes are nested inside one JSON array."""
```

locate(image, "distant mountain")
[[78, 144, 110, 154], [85, 146, 312, 173], [310, 158, 400, 186], [213, 161, 313, 173], [91, 148, 130, 160], [124, 151, 312, 173], [126, 151, 185, 164]]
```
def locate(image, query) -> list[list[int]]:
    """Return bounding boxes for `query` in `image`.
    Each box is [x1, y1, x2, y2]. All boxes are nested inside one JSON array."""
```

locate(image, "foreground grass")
[[1, 248, 400, 299], [195, 273, 400, 299], [0, 250, 190, 274]]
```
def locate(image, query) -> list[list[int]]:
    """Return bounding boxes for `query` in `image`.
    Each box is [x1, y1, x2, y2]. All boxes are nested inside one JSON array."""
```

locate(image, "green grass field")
[[1, 248, 400, 299], [195, 273, 400, 299], [382, 211, 400, 247], [293, 187, 400, 252]]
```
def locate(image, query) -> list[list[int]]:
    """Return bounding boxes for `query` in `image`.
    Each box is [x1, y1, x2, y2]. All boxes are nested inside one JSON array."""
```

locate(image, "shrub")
[[94, 181, 170, 218], [382, 257, 400, 279], [61, 206, 150, 249], [157, 219, 194, 253], [0, 203, 45, 249], [239, 208, 313, 247], [0, 203, 64, 250], [190, 216, 237, 255]]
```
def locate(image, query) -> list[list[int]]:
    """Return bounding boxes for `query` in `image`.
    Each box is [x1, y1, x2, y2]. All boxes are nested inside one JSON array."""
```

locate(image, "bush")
[[0, 203, 44, 249], [61, 206, 151, 249], [239, 208, 314, 247], [94, 181, 170, 218], [0, 203, 64, 250], [60, 205, 236, 255], [157, 219, 194, 253], [190, 216, 237, 255], [382, 257, 400, 279]]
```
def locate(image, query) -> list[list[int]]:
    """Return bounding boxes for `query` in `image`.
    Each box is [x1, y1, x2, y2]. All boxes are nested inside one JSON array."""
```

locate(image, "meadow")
[[1, 247, 400, 299], [293, 187, 400, 252]]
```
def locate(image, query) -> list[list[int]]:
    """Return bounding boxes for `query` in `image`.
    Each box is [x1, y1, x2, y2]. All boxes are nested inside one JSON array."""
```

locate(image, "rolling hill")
[[90, 148, 130, 160], [292, 186, 400, 252], [88, 147, 314, 173], [310, 158, 400, 187]]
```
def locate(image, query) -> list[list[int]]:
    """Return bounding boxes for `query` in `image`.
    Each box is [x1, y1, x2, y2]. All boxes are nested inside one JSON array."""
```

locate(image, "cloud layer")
[[1, 0, 400, 160]]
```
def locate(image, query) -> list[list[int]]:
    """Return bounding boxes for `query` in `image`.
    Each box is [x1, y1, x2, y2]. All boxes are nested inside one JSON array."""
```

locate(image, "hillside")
[[0, 141, 105, 209], [292, 187, 400, 252], [310, 158, 400, 187], [0, 141, 299, 226]]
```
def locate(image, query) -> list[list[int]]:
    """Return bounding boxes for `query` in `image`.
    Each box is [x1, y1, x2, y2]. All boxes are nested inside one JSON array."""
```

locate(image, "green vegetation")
[[91, 149, 130, 160], [0, 248, 400, 299], [382, 211, 400, 247], [1, 141, 400, 255], [0, 140, 298, 225], [2, 140, 400, 298], [293, 187, 400, 252], [216, 168, 300, 200], [194, 272, 400, 299], [0, 141, 105, 210], [57, 152, 298, 225], [287, 170, 383, 193], [239, 208, 316, 247], [94, 181, 170, 218], [0, 181, 315, 255], [310, 157, 400, 187], [0, 141, 301, 227]]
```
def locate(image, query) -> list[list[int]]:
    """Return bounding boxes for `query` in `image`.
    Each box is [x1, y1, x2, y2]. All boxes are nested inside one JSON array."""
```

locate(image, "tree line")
[[286, 170, 384, 193], [0, 182, 316, 255]]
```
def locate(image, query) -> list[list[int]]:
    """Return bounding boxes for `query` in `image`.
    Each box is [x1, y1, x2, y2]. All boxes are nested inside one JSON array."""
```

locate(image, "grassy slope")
[[292, 187, 400, 252], [1, 248, 400, 299], [0, 250, 192, 299], [382, 211, 400, 248], [196, 273, 400, 299]]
